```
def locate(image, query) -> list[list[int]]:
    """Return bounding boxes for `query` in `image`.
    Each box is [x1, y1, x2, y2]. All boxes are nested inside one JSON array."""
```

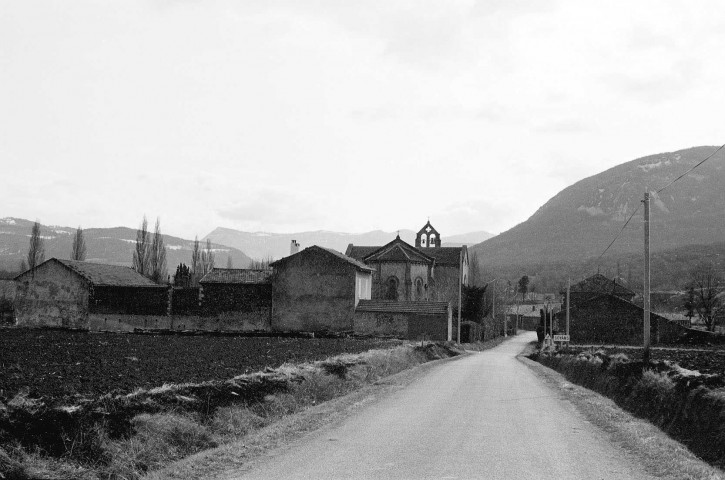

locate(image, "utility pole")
[[457, 249, 462, 343], [643, 192, 651, 365], [566, 277, 570, 337]]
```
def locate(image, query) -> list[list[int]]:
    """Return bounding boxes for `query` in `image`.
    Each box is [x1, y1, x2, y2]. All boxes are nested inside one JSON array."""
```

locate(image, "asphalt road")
[[229, 332, 657, 480]]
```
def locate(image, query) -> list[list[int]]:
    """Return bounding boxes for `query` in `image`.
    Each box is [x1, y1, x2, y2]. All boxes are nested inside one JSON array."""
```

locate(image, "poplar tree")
[[149, 217, 168, 284], [71, 226, 87, 261], [133, 215, 150, 276], [27, 221, 45, 271], [191, 236, 201, 285]]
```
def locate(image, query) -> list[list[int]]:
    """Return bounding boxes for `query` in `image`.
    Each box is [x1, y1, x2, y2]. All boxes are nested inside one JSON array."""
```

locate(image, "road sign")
[[553, 335, 570, 342], [544, 334, 551, 340]]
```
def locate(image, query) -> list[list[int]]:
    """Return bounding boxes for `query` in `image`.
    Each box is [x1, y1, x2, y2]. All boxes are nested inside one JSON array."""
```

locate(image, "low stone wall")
[[89, 310, 271, 333], [353, 311, 449, 341]]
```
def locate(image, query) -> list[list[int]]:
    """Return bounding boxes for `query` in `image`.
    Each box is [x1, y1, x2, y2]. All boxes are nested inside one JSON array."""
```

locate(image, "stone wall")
[[432, 265, 463, 309], [353, 310, 450, 341], [14, 261, 90, 329], [88, 310, 270, 332], [199, 283, 271, 314], [272, 249, 357, 332], [90, 286, 168, 316]]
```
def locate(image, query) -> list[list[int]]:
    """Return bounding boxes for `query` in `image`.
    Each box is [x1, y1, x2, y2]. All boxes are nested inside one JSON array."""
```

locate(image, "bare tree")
[[149, 217, 168, 284], [27, 221, 45, 271], [71, 226, 87, 261], [191, 236, 201, 285], [132, 215, 150, 276], [226, 255, 233, 269], [248, 256, 274, 269], [690, 265, 723, 332], [201, 238, 215, 276]]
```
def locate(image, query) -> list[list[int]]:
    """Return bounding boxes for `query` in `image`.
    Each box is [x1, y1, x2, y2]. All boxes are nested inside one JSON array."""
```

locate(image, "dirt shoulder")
[[148, 352, 470, 480], [518, 347, 725, 480]]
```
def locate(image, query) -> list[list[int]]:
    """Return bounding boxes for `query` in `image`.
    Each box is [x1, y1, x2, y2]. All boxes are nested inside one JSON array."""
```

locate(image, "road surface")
[[226, 332, 657, 479]]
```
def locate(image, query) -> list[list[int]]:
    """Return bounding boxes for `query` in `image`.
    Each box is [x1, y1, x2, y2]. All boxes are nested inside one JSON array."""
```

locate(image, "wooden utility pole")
[[566, 278, 570, 337], [457, 249, 462, 343], [643, 192, 651, 365]]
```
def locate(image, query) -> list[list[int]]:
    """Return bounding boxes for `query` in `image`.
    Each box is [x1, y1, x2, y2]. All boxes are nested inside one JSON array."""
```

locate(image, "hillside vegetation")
[[472, 146, 725, 291]]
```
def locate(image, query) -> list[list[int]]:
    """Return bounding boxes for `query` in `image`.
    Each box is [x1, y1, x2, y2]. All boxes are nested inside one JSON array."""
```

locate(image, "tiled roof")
[[345, 245, 378, 261], [364, 241, 434, 264], [347, 243, 464, 267], [200, 268, 272, 284], [270, 246, 373, 273], [420, 246, 465, 266], [355, 300, 449, 315], [570, 274, 635, 298], [47, 259, 163, 287]]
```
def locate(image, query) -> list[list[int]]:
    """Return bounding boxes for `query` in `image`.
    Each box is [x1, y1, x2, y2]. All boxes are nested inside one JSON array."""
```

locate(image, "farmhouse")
[[270, 246, 373, 332], [14, 258, 167, 329], [353, 300, 452, 341], [560, 274, 682, 344], [345, 221, 469, 309]]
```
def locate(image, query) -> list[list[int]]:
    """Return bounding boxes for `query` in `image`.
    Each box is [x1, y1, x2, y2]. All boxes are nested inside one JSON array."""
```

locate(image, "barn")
[[14, 258, 167, 329]]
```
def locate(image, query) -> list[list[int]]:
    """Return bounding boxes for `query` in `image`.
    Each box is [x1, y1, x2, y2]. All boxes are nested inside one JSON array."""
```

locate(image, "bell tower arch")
[[415, 220, 441, 248]]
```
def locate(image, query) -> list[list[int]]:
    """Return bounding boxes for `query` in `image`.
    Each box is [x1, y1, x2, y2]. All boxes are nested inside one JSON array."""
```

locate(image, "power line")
[[595, 143, 724, 261], [596, 204, 641, 261], [656, 143, 725, 194]]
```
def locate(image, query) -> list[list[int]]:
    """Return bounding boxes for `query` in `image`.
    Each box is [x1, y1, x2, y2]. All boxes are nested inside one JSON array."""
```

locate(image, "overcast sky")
[[1, 1, 723, 240]]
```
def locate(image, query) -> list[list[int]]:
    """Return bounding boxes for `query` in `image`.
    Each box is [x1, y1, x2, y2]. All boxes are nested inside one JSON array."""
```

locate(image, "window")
[[385, 276, 399, 300]]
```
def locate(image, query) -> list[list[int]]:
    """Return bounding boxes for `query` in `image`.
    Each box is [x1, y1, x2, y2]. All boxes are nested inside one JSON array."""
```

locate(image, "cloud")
[[534, 118, 593, 134], [216, 188, 325, 230]]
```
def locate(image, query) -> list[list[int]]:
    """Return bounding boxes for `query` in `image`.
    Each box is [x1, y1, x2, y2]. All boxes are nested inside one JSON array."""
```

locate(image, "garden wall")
[[88, 311, 271, 333]]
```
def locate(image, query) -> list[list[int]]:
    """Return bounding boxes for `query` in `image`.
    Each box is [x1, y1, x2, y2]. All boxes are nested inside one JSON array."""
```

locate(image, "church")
[[345, 221, 469, 310]]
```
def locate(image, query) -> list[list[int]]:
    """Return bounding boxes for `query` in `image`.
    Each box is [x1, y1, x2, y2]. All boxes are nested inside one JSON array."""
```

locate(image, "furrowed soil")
[[568, 345, 725, 375], [0, 329, 399, 402]]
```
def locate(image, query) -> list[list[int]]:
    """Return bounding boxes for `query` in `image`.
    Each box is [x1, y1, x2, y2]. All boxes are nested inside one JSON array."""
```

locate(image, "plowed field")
[[0, 329, 399, 401]]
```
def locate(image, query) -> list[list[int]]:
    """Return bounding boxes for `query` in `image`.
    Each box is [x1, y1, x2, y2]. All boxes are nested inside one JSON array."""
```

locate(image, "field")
[[567, 345, 725, 376], [0, 329, 399, 402]]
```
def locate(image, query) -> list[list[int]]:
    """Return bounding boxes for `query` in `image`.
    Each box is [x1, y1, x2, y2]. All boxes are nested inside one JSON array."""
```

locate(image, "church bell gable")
[[415, 221, 441, 248]]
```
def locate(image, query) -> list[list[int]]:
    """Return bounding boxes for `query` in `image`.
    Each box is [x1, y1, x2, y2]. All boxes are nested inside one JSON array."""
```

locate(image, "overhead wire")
[[594, 143, 724, 262]]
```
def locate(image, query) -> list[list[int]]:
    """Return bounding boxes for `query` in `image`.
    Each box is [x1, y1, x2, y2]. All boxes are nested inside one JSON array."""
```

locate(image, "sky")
[[1, 1, 724, 240]]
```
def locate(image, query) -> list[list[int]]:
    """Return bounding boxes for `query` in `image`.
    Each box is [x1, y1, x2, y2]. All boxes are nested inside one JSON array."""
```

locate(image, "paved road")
[[230, 332, 656, 480]]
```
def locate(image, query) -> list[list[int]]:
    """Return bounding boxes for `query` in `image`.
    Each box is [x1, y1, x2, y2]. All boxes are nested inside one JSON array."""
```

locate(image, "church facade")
[[345, 221, 469, 309]]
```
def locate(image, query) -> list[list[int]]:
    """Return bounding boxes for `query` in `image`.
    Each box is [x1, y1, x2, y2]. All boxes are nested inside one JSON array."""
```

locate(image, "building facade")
[[270, 246, 373, 332], [345, 221, 469, 309]]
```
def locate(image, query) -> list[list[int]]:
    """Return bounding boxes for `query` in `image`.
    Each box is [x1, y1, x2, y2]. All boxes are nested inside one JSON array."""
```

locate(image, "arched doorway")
[[385, 276, 399, 300]]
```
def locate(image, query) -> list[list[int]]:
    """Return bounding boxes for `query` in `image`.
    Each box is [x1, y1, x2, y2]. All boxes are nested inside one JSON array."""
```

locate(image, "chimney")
[[290, 239, 300, 255]]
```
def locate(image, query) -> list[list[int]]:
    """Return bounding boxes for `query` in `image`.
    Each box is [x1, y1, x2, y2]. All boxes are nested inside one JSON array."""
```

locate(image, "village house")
[[14, 258, 168, 329], [345, 221, 469, 310], [560, 273, 682, 344], [270, 246, 373, 332], [196, 268, 273, 330]]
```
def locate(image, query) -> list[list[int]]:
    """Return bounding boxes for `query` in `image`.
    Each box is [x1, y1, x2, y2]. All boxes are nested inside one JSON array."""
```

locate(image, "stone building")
[[270, 246, 373, 332], [14, 258, 167, 329], [345, 221, 469, 309], [353, 300, 451, 341], [559, 273, 682, 344]]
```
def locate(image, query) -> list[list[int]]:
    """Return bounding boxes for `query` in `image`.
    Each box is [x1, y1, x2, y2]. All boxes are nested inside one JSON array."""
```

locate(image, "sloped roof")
[[346, 240, 465, 267], [570, 273, 635, 298], [270, 246, 373, 273], [574, 293, 669, 322], [355, 300, 449, 315], [421, 246, 465, 266], [17, 258, 164, 287], [346, 245, 378, 261], [364, 238, 434, 264], [200, 268, 272, 284]]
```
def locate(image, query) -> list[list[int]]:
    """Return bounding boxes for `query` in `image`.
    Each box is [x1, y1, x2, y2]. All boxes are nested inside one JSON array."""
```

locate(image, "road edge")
[[517, 348, 725, 480]]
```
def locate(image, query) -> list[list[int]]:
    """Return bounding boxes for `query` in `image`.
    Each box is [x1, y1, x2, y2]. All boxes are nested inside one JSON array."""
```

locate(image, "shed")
[[270, 246, 373, 332], [199, 268, 272, 314], [14, 258, 167, 329], [354, 299, 452, 341]]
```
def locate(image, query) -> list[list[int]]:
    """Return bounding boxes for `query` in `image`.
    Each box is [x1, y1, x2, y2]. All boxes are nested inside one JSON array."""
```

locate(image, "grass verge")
[[522, 344, 725, 479], [2, 340, 476, 479]]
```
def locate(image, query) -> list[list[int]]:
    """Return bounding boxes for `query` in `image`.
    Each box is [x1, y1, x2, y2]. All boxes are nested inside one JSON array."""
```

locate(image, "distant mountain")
[[470, 146, 725, 290], [203, 228, 493, 261], [0, 218, 252, 274]]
